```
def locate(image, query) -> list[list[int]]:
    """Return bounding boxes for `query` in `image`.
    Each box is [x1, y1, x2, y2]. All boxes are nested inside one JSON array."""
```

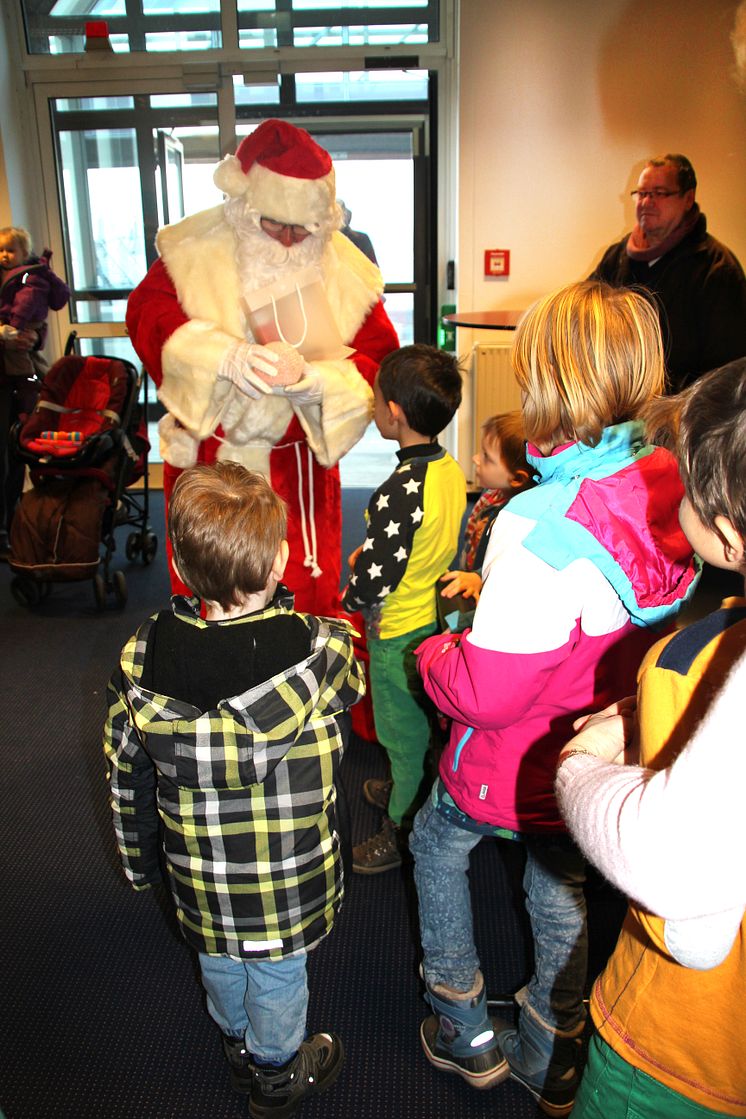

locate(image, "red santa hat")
[[213, 118, 338, 232]]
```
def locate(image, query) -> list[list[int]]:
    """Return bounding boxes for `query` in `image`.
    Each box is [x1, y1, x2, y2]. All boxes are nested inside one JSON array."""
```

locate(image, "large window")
[[21, 0, 452, 475], [21, 0, 440, 54]]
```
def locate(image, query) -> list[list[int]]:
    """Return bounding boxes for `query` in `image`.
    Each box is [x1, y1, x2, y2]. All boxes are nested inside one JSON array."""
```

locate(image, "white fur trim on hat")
[[245, 161, 336, 231], [213, 153, 251, 199]]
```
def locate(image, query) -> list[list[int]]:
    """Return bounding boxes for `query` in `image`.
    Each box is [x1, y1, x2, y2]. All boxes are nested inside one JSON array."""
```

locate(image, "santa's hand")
[[281, 366, 323, 404], [219, 341, 277, 398]]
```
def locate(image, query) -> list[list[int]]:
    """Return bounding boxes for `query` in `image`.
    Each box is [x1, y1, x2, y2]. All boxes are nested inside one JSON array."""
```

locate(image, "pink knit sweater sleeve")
[[556, 651, 746, 928]]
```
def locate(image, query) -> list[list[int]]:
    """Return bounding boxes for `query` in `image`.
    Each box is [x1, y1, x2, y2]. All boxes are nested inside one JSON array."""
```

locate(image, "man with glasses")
[[590, 153, 746, 392], [127, 118, 398, 618]]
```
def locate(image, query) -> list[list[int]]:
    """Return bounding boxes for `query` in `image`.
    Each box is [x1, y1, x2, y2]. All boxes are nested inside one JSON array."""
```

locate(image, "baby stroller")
[[8, 341, 156, 609]]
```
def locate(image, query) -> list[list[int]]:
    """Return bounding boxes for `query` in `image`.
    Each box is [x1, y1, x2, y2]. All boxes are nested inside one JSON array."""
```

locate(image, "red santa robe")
[[126, 203, 399, 617]]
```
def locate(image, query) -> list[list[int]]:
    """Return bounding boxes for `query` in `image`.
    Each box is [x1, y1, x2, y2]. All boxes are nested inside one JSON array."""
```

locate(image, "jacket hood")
[[118, 595, 362, 789], [519, 422, 700, 627]]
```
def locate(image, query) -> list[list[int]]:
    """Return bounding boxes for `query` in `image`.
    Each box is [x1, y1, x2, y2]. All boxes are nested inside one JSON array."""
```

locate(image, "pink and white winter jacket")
[[417, 422, 699, 833]]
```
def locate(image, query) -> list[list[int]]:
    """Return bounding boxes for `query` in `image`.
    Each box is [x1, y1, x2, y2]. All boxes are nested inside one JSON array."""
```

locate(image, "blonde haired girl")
[[410, 280, 700, 1115]]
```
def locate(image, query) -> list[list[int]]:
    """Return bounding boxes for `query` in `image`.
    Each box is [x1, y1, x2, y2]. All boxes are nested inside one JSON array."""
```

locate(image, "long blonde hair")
[[512, 280, 665, 450]]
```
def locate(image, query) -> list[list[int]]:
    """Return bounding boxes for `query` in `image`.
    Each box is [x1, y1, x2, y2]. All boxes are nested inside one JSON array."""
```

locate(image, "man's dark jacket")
[[590, 211, 746, 392]]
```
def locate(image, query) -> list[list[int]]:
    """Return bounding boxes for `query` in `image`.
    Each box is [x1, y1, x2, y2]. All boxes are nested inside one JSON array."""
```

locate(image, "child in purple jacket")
[[0, 226, 70, 555]]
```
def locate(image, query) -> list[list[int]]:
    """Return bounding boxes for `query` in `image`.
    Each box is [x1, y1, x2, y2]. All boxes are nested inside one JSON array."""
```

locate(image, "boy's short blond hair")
[[481, 410, 531, 479], [677, 358, 746, 540], [512, 280, 665, 449], [0, 226, 32, 259], [168, 462, 287, 610]]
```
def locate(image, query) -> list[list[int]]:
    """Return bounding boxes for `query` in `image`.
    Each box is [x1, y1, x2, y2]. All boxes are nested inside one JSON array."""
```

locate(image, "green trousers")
[[367, 622, 437, 826], [573, 1033, 734, 1119]]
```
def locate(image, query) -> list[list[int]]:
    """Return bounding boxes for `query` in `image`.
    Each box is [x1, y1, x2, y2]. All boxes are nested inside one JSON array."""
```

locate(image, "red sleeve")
[[125, 258, 189, 388], [348, 298, 399, 388]]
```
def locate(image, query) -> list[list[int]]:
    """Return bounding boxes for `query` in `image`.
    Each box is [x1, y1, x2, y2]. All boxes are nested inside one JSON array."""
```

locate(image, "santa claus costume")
[[126, 118, 399, 618]]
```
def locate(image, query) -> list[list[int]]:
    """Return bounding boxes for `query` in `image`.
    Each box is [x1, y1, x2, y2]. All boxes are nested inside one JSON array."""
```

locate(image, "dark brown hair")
[[377, 344, 463, 437], [676, 358, 746, 539], [168, 462, 287, 609]]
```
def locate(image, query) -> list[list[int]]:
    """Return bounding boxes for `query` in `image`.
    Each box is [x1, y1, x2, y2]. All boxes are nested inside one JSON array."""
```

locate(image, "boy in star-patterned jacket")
[[343, 344, 466, 873]]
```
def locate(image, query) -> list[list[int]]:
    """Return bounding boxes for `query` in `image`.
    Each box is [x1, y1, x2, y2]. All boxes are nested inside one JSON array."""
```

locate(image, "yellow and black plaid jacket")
[[103, 596, 365, 960]]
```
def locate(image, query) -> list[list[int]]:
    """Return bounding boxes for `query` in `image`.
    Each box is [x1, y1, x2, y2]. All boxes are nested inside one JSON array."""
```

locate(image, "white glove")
[[218, 341, 279, 398], [0, 324, 19, 343], [280, 364, 324, 405]]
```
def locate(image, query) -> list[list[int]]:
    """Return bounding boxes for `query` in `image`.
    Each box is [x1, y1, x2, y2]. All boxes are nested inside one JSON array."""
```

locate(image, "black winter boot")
[[222, 1032, 253, 1093], [248, 1032, 344, 1119]]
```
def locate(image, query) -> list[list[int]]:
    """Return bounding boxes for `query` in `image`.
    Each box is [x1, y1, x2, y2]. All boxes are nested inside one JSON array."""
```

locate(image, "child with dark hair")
[[439, 410, 533, 630], [559, 356, 746, 1119], [104, 462, 364, 1119], [343, 344, 466, 872]]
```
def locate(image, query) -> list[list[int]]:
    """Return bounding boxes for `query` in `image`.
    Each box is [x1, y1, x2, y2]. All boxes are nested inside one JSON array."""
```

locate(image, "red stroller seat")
[[19, 355, 130, 461]]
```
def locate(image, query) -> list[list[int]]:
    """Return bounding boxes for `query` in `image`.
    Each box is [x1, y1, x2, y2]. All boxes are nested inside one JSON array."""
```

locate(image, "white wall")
[[457, 0, 746, 313], [451, 0, 746, 476]]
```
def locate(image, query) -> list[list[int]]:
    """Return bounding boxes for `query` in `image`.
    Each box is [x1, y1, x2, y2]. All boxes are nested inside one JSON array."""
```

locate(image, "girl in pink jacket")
[[409, 281, 700, 1117]]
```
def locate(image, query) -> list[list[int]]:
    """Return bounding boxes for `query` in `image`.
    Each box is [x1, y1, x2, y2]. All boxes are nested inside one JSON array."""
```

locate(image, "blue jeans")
[[198, 951, 308, 1064], [411, 784, 588, 1034]]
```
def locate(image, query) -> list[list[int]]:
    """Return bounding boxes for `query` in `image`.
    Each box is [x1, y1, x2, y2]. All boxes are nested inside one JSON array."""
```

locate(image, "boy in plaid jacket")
[[104, 462, 364, 1119]]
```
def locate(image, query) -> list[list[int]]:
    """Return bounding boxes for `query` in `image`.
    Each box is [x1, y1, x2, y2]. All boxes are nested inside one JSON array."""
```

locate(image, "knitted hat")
[[213, 118, 337, 231]]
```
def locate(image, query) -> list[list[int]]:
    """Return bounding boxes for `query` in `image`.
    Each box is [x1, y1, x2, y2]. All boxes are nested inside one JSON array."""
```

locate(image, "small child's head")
[[513, 280, 665, 451], [675, 358, 746, 572], [375, 344, 463, 441], [168, 462, 288, 610], [0, 227, 31, 271], [474, 410, 532, 495]]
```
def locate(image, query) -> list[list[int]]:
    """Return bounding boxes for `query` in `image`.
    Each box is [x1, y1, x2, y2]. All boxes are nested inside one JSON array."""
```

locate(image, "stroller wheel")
[[125, 532, 141, 562], [113, 570, 128, 608], [93, 573, 107, 611], [11, 576, 42, 608], [142, 532, 158, 566]]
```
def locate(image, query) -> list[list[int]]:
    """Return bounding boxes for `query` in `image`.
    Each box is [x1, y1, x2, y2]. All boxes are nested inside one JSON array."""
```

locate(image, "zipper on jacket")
[[452, 726, 473, 771]]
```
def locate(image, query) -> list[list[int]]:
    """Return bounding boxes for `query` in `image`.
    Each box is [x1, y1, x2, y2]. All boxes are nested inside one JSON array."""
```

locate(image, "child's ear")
[[509, 469, 530, 489], [387, 399, 405, 425], [272, 539, 290, 582], [714, 515, 745, 567]]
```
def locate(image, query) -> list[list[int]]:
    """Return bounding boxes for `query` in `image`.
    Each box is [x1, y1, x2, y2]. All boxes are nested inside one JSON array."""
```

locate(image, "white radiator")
[[471, 343, 522, 444]]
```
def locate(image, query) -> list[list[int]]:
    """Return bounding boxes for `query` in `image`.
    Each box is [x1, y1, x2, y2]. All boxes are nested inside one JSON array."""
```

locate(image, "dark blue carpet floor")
[[0, 488, 627, 1119]]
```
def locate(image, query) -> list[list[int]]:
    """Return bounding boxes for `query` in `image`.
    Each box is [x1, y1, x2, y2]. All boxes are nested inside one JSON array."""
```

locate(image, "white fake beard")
[[224, 198, 327, 293]]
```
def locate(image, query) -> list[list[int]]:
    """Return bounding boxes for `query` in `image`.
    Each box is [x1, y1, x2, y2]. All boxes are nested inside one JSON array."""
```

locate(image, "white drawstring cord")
[[294, 442, 322, 578], [271, 284, 309, 349]]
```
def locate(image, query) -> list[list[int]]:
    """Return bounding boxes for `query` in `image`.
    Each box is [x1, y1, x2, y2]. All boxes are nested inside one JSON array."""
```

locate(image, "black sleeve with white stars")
[[343, 460, 426, 613]]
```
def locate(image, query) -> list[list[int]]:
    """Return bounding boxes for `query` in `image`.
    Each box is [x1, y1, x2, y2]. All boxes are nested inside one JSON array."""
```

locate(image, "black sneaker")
[[249, 1032, 344, 1119], [352, 817, 402, 874], [362, 777, 392, 811], [222, 1033, 253, 1093]]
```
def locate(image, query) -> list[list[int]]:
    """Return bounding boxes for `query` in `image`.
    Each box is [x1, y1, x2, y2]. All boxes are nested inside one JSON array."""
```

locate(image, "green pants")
[[367, 622, 437, 826], [573, 1033, 734, 1119]]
